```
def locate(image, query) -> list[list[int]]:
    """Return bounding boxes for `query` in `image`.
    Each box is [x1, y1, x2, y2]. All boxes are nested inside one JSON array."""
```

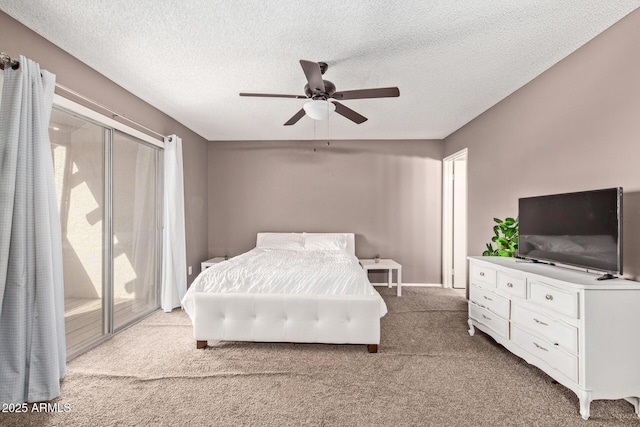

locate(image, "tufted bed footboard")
[[193, 292, 381, 353]]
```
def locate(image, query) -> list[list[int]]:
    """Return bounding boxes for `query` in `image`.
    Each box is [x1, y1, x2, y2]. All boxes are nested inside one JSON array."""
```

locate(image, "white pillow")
[[303, 233, 348, 251], [257, 233, 304, 250]]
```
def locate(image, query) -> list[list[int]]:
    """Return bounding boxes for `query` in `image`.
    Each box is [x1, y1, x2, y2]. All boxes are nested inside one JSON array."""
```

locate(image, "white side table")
[[201, 257, 228, 271], [359, 259, 402, 296]]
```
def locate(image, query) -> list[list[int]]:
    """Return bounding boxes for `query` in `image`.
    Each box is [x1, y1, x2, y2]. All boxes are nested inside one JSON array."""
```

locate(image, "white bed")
[[181, 232, 387, 353]]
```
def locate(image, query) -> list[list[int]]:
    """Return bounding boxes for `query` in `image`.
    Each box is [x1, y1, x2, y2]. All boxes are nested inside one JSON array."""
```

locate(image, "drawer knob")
[[483, 295, 493, 301], [506, 282, 513, 288], [480, 272, 485, 277], [534, 342, 549, 352], [545, 294, 554, 301], [481, 314, 492, 321], [533, 318, 549, 326]]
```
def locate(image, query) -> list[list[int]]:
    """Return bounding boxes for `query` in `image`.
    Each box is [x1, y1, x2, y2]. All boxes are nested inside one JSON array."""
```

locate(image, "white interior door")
[[451, 156, 467, 289], [443, 149, 468, 289]]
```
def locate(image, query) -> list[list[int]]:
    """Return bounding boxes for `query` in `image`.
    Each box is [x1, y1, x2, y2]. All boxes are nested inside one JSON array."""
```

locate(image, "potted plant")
[[483, 217, 519, 257], [374, 254, 381, 263]]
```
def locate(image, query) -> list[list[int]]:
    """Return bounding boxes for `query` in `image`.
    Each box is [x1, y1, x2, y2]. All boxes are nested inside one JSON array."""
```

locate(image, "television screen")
[[518, 188, 622, 274]]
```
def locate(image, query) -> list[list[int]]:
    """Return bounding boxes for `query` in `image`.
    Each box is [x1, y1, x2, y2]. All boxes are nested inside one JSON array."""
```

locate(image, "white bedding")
[[181, 248, 388, 318]]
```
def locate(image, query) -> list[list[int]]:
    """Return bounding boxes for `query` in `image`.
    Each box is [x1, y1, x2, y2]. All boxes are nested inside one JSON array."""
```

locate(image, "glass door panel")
[[112, 131, 160, 329], [49, 107, 107, 357]]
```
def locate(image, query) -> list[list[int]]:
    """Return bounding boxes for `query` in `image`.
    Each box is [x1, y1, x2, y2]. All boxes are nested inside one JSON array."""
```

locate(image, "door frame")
[[442, 148, 468, 289]]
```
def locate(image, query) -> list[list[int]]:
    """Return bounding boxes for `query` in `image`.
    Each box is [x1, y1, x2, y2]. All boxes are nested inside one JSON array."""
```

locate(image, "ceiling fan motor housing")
[[305, 80, 336, 99]]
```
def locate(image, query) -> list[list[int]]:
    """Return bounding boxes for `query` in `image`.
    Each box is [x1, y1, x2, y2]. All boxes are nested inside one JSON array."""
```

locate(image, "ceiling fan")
[[240, 60, 400, 126]]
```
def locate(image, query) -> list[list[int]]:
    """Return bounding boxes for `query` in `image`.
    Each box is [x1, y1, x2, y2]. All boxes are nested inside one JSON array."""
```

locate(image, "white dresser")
[[467, 256, 640, 420]]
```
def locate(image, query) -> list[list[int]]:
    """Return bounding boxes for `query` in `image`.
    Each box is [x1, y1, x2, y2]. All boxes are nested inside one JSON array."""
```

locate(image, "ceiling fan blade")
[[300, 60, 325, 94], [332, 87, 400, 100], [284, 109, 306, 126], [240, 92, 307, 99], [332, 101, 367, 124]]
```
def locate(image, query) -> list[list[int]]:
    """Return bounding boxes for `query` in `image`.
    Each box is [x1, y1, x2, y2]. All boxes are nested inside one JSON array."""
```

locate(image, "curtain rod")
[[0, 51, 165, 140], [54, 84, 165, 139]]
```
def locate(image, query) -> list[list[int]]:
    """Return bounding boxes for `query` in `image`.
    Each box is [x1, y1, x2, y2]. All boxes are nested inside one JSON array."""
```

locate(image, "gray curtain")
[[0, 56, 66, 403]]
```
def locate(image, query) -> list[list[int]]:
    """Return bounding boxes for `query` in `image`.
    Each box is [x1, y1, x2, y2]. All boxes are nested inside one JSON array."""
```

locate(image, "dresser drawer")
[[529, 281, 578, 318], [469, 302, 509, 339], [497, 272, 526, 299], [470, 263, 496, 288], [469, 284, 510, 318], [511, 326, 578, 383], [511, 303, 578, 354]]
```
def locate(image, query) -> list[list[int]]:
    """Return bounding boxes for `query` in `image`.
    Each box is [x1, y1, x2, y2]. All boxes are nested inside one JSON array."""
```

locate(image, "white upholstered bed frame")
[[192, 233, 381, 353]]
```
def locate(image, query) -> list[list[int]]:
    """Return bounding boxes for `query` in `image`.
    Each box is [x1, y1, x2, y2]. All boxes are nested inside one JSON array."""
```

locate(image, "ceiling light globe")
[[303, 100, 336, 120]]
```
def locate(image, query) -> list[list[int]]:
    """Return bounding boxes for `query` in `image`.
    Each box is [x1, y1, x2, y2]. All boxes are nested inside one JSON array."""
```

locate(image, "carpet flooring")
[[2, 287, 639, 426]]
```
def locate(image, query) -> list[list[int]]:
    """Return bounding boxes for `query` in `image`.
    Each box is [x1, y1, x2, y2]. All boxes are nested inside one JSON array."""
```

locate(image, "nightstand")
[[201, 257, 228, 271], [359, 259, 402, 296]]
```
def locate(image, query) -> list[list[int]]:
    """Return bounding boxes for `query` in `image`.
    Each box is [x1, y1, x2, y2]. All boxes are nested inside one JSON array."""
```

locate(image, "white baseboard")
[[371, 283, 442, 288]]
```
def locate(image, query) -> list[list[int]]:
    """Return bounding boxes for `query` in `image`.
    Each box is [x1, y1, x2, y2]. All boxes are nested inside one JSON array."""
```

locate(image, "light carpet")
[[1, 287, 639, 426]]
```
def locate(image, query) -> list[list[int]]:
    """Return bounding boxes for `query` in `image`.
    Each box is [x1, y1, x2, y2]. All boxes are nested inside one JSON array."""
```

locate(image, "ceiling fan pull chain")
[[327, 114, 330, 146]]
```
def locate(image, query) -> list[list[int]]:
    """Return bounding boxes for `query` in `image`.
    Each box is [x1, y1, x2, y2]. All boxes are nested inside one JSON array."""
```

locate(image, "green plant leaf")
[[484, 215, 518, 257], [497, 237, 509, 246]]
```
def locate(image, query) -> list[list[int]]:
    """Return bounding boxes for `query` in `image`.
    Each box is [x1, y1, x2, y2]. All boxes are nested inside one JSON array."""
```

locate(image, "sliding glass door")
[[112, 131, 161, 329], [49, 107, 162, 358], [50, 108, 108, 356]]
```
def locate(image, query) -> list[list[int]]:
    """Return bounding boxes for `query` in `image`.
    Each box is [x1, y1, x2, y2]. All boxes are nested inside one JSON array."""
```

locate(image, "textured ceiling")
[[1, 1, 638, 141]]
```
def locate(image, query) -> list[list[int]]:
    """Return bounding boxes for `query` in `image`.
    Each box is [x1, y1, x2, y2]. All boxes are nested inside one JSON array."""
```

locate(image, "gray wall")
[[1, 11, 208, 285], [445, 8, 640, 280], [208, 139, 444, 283]]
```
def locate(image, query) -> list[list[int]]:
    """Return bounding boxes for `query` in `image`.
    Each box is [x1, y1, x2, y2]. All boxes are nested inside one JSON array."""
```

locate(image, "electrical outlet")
[[188, 266, 192, 275]]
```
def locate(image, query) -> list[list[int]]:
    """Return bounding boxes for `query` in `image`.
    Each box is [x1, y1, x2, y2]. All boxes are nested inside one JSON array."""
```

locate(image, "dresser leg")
[[625, 397, 640, 417], [579, 390, 592, 420], [467, 318, 475, 336]]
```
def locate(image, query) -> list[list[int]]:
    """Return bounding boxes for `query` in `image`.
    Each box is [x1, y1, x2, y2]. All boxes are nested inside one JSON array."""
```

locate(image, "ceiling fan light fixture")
[[303, 100, 336, 120]]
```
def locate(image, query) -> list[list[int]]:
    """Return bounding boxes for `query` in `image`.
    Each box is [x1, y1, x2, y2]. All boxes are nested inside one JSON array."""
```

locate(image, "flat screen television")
[[518, 187, 623, 277]]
